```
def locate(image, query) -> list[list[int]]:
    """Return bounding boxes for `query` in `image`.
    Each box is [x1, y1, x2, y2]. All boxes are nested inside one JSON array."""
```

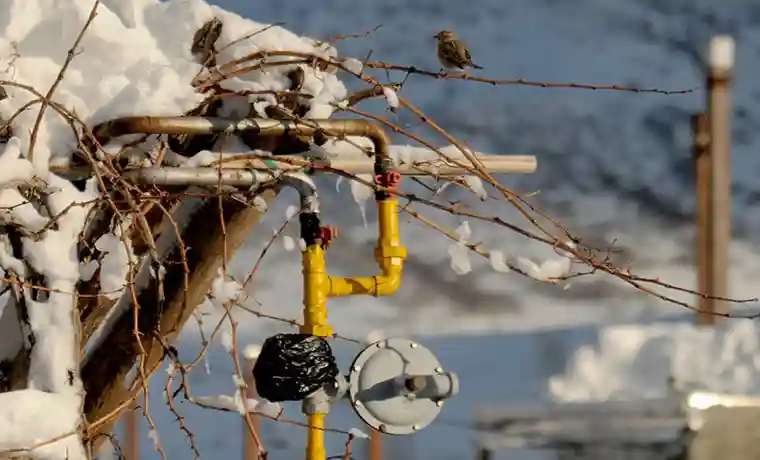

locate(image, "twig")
[[26, 0, 100, 164]]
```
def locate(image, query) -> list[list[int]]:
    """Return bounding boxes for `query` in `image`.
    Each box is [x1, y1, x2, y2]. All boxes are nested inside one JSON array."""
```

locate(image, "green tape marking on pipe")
[[262, 157, 313, 175]]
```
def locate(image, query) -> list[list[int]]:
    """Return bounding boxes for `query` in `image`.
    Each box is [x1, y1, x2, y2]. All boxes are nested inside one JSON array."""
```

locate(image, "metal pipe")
[[95, 116, 388, 216], [59, 155, 536, 180], [222, 155, 537, 175], [123, 167, 265, 187], [400, 373, 459, 400], [282, 171, 319, 213], [122, 167, 318, 213], [121, 154, 535, 185], [92, 116, 391, 161]]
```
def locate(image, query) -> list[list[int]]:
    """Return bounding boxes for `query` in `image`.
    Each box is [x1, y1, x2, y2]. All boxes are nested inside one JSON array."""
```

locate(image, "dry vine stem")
[[0, 9, 753, 460]]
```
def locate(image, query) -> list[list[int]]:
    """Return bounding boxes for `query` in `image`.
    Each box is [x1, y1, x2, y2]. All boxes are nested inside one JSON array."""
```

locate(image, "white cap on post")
[[708, 35, 735, 72]]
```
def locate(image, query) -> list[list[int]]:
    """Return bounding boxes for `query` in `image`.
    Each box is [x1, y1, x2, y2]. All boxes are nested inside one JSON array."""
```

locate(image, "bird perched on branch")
[[434, 30, 483, 73]]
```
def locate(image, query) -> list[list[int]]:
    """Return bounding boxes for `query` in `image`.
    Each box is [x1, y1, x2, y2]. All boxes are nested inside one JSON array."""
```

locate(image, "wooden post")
[[705, 35, 735, 322], [243, 346, 261, 460], [82, 190, 278, 449], [369, 429, 382, 460], [692, 113, 712, 326], [123, 402, 139, 460]]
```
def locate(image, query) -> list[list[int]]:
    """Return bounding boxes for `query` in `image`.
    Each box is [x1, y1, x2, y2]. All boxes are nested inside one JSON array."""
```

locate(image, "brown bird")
[[434, 30, 483, 72]]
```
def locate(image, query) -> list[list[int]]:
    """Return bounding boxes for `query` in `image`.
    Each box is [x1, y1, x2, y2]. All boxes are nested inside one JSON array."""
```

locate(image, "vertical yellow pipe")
[[301, 244, 331, 460], [375, 198, 401, 271], [306, 413, 326, 460], [301, 244, 332, 338]]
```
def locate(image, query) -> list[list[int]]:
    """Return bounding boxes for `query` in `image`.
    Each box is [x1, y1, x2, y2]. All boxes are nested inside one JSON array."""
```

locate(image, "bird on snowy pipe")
[[434, 30, 483, 73]]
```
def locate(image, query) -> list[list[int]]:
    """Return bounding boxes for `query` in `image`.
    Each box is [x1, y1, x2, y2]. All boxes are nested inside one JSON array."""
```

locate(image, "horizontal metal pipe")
[[217, 155, 535, 175], [124, 168, 266, 187], [53, 154, 536, 181], [123, 167, 319, 212], [121, 153, 535, 186], [92, 116, 391, 160]]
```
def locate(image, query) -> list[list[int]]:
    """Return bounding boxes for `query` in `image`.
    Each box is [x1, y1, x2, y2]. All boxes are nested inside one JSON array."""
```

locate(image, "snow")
[[94, 222, 134, 300], [488, 250, 511, 273], [251, 195, 268, 213], [448, 221, 473, 275], [282, 235, 296, 251], [147, 428, 160, 451], [448, 241, 472, 275], [284, 204, 298, 220], [462, 175, 487, 201], [708, 35, 735, 71], [0, 0, 349, 167], [210, 269, 244, 307], [0, 389, 84, 460], [348, 427, 370, 439], [0, 150, 95, 459], [219, 329, 234, 353], [381, 86, 399, 110], [549, 319, 760, 403], [454, 221, 471, 241], [341, 57, 364, 75], [192, 394, 282, 418], [0, 130, 97, 458], [348, 173, 373, 228]]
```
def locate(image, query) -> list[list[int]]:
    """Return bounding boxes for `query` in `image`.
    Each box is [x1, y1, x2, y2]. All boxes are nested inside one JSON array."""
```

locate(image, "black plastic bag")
[[252, 333, 339, 402]]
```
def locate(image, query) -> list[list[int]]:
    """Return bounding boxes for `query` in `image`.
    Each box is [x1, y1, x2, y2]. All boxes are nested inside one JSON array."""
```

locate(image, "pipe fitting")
[[395, 373, 459, 401]]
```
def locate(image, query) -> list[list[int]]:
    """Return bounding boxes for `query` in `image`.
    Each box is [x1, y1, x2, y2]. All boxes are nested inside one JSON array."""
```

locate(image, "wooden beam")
[[81, 189, 277, 448]]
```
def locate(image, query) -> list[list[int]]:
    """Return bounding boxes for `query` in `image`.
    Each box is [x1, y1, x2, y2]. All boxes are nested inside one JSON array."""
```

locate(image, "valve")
[[375, 171, 401, 190], [319, 225, 339, 249], [346, 337, 459, 435]]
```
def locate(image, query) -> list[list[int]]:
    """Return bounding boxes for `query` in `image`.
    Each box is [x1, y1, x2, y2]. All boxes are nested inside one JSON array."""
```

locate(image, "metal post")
[[366, 330, 384, 460], [369, 429, 382, 460], [692, 113, 712, 325], [705, 35, 735, 322], [123, 402, 139, 460], [475, 447, 493, 460], [243, 347, 261, 460]]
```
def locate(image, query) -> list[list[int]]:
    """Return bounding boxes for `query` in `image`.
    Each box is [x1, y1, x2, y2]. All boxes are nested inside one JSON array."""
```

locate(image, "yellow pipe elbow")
[[326, 268, 403, 297], [326, 198, 406, 298]]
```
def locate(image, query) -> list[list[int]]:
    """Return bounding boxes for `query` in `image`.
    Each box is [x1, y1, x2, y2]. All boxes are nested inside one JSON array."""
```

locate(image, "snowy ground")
[[1, 0, 760, 459]]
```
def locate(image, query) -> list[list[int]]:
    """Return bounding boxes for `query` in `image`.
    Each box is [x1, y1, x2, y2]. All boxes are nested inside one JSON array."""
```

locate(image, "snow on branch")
[[0, 138, 96, 458]]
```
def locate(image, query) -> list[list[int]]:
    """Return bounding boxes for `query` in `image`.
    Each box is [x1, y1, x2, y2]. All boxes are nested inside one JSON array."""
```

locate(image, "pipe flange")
[[348, 337, 453, 435]]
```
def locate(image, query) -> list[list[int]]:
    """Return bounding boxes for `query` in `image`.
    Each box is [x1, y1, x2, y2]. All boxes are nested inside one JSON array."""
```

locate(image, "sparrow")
[[434, 30, 483, 72]]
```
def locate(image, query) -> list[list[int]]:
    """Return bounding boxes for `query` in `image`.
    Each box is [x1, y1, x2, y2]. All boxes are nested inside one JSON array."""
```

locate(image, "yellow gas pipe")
[[300, 142, 405, 460]]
